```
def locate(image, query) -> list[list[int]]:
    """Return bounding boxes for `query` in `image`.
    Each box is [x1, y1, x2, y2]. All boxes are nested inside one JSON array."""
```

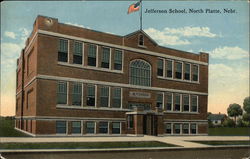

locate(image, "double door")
[[143, 114, 158, 136]]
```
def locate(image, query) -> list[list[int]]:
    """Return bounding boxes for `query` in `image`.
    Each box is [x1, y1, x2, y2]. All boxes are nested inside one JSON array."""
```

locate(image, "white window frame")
[[99, 121, 109, 134], [191, 95, 198, 113], [114, 49, 124, 72], [166, 59, 174, 79], [157, 58, 165, 77], [192, 64, 199, 82], [71, 120, 82, 135], [100, 85, 110, 107], [182, 94, 190, 112], [175, 61, 183, 80], [184, 63, 191, 81], [87, 43, 98, 67], [101, 46, 111, 69]]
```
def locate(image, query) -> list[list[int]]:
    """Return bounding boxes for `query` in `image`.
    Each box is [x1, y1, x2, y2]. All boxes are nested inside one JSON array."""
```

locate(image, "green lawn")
[[189, 140, 250, 146], [209, 127, 250, 136], [0, 141, 178, 149], [0, 117, 29, 137]]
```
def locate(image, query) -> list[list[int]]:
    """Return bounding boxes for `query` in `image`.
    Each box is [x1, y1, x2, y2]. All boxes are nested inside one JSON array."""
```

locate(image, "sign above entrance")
[[129, 91, 151, 98]]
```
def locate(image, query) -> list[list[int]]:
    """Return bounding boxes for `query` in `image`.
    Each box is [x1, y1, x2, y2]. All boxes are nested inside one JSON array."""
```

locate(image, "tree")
[[222, 118, 235, 127], [242, 113, 250, 122], [227, 103, 243, 126], [243, 96, 250, 113]]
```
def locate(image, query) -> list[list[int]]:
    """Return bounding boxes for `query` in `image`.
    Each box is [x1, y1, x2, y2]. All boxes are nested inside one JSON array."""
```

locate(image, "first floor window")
[[165, 123, 172, 134], [166, 93, 172, 111], [112, 122, 120, 134], [58, 39, 68, 62], [88, 44, 97, 66], [191, 95, 198, 112], [114, 50, 122, 70], [157, 59, 163, 77], [128, 115, 134, 128], [87, 85, 95, 106], [183, 94, 189, 112], [57, 82, 67, 104], [174, 94, 181, 111], [156, 93, 163, 108], [73, 41, 83, 64], [99, 122, 108, 134], [72, 121, 81, 134], [174, 123, 181, 134], [100, 86, 109, 107], [113, 88, 121, 108], [182, 123, 189, 134], [191, 123, 197, 134], [86, 121, 95, 134], [166, 60, 173, 78], [72, 83, 82, 106], [56, 121, 66, 134], [175, 62, 182, 79]]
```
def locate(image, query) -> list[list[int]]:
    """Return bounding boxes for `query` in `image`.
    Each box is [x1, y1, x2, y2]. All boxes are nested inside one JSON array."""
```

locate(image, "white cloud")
[[208, 46, 249, 60], [19, 28, 31, 44], [164, 27, 217, 38], [4, 31, 16, 39], [144, 28, 190, 46], [65, 22, 84, 28]]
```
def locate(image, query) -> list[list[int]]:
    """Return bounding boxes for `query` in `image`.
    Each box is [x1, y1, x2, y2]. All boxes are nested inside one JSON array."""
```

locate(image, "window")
[[165, 123, 172, 134], [100, 86, 109, 107], [138, 34, 144, 46], [86, 121, 95, 134], [127, 115, 134, 128], [57, 82, 67, 104], [58, 39, 68, 62], [156, 93, 163, 108], [191, 95, 198, 112], [175, 62, 182, 79], [99, 122, 108, 134], [56, 121, 66, 134], [113, 88, 121, 108], [87, 85, 95, 106], [166, 60, 173, 78], [157, 59, 164, 77], [112, 122, 120, 134], [182, 123, 189, 134], [130, 60, 151, 86], [166, 93, 172, 111], [114, 50, 122, 70], [184, 63, 190, 80], [183, 94, 189, 112], [88, 44, 97, 66], [101, 47, 110, 68], [174, 94, 181, 111], [191, 123, 197, 134], [192, 65, 199, 81], [174, 123, 181, 134], [72, 83, 82, 106], [72, 121, 81, 134], [73, 41, 83, 64]]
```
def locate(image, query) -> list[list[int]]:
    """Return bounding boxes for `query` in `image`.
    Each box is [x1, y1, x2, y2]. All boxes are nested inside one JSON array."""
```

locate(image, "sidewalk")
[[0, 136, 249, 148]]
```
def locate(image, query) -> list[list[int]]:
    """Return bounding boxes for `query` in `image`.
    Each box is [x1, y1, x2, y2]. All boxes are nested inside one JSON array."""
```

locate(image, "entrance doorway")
[[143, 114, 158, 136]]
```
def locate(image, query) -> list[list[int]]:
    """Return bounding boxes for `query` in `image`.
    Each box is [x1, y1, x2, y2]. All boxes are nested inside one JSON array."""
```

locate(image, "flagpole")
[[140, 0, 142, 30]]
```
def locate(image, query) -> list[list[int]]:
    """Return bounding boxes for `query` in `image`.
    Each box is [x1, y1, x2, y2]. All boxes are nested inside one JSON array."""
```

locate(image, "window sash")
[[59, 39, 68, 53], [166, 60, 173, 78], [74, 41, 82, 56], [57, 82, 67, 104], [156, 93, 163, 108], [191, 96, 198, 112], [99, 122, 108, 133], [102, 48, 110, 63], [130, 60, 151, 86], [176, 62, 182, 73], [87, 85, 95, 97], [56, 121, 66, 134], [114, 50, 122, 64], [86, 122, 95, 133], [88, 44, 96, 58]]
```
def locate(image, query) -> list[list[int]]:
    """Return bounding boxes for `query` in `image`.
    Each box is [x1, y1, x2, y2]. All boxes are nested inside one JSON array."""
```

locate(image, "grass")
[[0, 141, 178, 149], [208, 127, 250, 136], [0, 117, 29, 137], [189, 140, 250, 146]]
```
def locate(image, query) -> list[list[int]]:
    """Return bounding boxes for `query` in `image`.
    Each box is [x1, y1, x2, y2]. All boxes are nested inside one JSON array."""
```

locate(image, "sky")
[[1, 1, 249, 116]]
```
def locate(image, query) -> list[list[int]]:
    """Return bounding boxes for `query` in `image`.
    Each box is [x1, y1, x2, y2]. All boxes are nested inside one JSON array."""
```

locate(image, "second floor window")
[[184, 63, 190, 80], [130, 59, 151, 86], [88, 44, 97, 67], [72, 83, 82, 106], [174, 94, 181, 111], [183, 94, 189, 112], [166, 93, 172, 111], [58, 39, 68, 62], [57, 82, 67, 104], [113, 88, 121, 108], [100, 86, 109, 107], [157, 59, 163, 77], [166, 60, 173, 78], [101, 47, 110, 69], [114, 50, 122, 70], [87, 85, 95, 106], [191, 95, 198, 112], [192, 65, 199, 81], [175, 62, 182, 79], [73, 41, 83, 64]]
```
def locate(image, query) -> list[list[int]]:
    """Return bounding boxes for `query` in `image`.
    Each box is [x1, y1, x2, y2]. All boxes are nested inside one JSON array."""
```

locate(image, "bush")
[[222, 118, 235, 127]]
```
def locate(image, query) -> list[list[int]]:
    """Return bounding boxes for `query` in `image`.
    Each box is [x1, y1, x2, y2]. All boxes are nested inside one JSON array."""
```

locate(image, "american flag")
[[127, 0, 141, 14]]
